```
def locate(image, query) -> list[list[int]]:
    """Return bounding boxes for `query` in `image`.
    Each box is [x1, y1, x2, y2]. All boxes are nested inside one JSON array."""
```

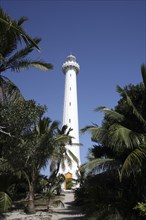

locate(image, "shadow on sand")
[[52, 199, 85, 220]]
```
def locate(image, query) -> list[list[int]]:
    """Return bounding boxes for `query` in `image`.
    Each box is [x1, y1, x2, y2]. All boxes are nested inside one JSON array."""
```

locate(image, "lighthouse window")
[[70, 74, 71, 77], [70, 87, 71, 91], [69, 102, 71, 106], [69, 119, 71, 123]]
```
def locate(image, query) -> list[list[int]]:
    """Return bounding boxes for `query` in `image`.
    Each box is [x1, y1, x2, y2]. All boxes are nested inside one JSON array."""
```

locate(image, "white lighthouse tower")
[[60, 54, 81, 190]]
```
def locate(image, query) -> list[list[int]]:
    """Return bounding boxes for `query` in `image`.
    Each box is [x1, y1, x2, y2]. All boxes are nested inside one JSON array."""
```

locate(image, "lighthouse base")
[[60, 172, 79, 190], [64, 172, 73, 190]]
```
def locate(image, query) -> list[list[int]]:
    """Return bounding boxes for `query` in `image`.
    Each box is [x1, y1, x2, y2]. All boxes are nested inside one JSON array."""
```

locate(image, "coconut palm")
[[17, 118, 75, 214], [0, 7, 53, 101], [0, 7, 53, 138], [17, 117, 58, 214], [50, 125, 79, 175], [0, 7, 52, 74], [77, 65, 146, 219], [81, 64, 146, 180], [43, 186, 64, 211], [0, 7, 40, 51]]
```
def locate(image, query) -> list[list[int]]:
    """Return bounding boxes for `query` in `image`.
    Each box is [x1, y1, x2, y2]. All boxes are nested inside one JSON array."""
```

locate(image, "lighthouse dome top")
[[62, 54, 80, 74], [67, 54, 76, 62]]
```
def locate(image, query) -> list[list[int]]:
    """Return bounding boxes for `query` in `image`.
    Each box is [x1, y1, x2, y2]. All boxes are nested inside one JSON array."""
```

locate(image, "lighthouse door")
[[64, 172, 73, 190]]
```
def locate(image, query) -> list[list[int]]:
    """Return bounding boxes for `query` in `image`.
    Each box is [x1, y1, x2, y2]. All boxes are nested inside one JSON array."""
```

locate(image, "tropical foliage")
[[0, 95, 75, 213], [0, 6, 53, 103], [0, 192, 12, 213], [75, 65, 146, 219], [42, 178, 65, 211], [50, 125, 79, 174], [0, 7, 52, 73], [0, 6, 75, 215], [134, 201, 146, 217]]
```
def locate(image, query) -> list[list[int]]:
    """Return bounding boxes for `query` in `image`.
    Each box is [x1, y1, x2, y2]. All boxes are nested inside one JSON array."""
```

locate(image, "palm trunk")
[[0, 79, 4, 103], [27, 182, 35, 214], [25, 173, 36, 214]]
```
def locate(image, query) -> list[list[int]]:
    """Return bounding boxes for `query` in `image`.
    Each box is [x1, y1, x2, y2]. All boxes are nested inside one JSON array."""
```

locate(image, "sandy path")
[[51, 191, 85, 220], [3, 191, 84, 220]]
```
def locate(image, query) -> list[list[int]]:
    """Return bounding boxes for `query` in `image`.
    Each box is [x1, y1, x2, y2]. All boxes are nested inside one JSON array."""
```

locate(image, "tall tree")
[[78, 65, 146, 219], [0, 98, 47, 214], [82, 65, 146, 179], [0, 100, 78, 213]]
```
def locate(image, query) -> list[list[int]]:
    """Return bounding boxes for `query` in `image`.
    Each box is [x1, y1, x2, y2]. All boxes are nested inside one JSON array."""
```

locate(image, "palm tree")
[[50, 125, 79, 176], [18, 118, 75, 214], [18, 117, 57, 214], [77, 65, 146, 219], [81, 64, 146, 180], [0, 8, 40, 51], [0, 7, 53, 101], [0, 7, 53, 139]]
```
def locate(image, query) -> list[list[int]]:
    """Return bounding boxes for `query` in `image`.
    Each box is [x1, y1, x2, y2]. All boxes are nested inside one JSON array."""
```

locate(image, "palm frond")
[[7, 59, 53, 72], [117, 85, 146, 127], [80, 158, 114, 173], [109, 123, 145, 151], [31, 61, 53, 71], [9, 59, 33, 72], [49, 120, 60, 132], [0, 192, 12, 213], [1, 75, 24, 102], [66, 127, 73, 136], [7, 46, 33, 64], [67, 149, 79, 164], [54, 134, 72, 145], [96, 106, 124, 122], [17, 16, 28, 26], [120, 143, 146, 180], [35, 117, 51, 135], [81, 124, 109, 143], [80, 125, 98, 134], [0, 15, 40, 51], [58, 125, 68, 135]]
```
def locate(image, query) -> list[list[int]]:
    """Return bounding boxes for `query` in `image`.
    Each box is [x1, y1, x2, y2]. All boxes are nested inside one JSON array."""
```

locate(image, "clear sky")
[[0, 0, 146, 173]]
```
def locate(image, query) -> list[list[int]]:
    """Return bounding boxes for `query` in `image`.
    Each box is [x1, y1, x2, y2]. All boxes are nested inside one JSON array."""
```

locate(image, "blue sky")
[[1, 0, 146, 172]]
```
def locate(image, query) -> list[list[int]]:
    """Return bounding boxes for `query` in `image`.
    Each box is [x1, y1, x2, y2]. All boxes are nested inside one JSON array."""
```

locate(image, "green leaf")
[[81, 158, 114, 172], [0, 17, 40, 51], [120, 143, 146, 180], [31, 62, 53, 71], [17, 16, 28, 26], [96, 106, 124, 122], [116, 85, 146, 127], [109, 123, 145, 151], [0, 192, 12, 213]]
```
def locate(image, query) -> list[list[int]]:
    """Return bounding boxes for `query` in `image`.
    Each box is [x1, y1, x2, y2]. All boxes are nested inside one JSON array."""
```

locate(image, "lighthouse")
[[60, 54, 81, 190]]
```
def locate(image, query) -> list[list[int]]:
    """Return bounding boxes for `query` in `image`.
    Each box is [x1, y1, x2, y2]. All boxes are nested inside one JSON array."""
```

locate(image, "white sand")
[[3, 210, 51, 220], [3, 191, 84, 220], [51, 191, 85, 220]]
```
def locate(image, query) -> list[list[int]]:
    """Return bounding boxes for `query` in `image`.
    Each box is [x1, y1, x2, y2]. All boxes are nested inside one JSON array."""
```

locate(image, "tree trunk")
[[25, 178, 36, 214]]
